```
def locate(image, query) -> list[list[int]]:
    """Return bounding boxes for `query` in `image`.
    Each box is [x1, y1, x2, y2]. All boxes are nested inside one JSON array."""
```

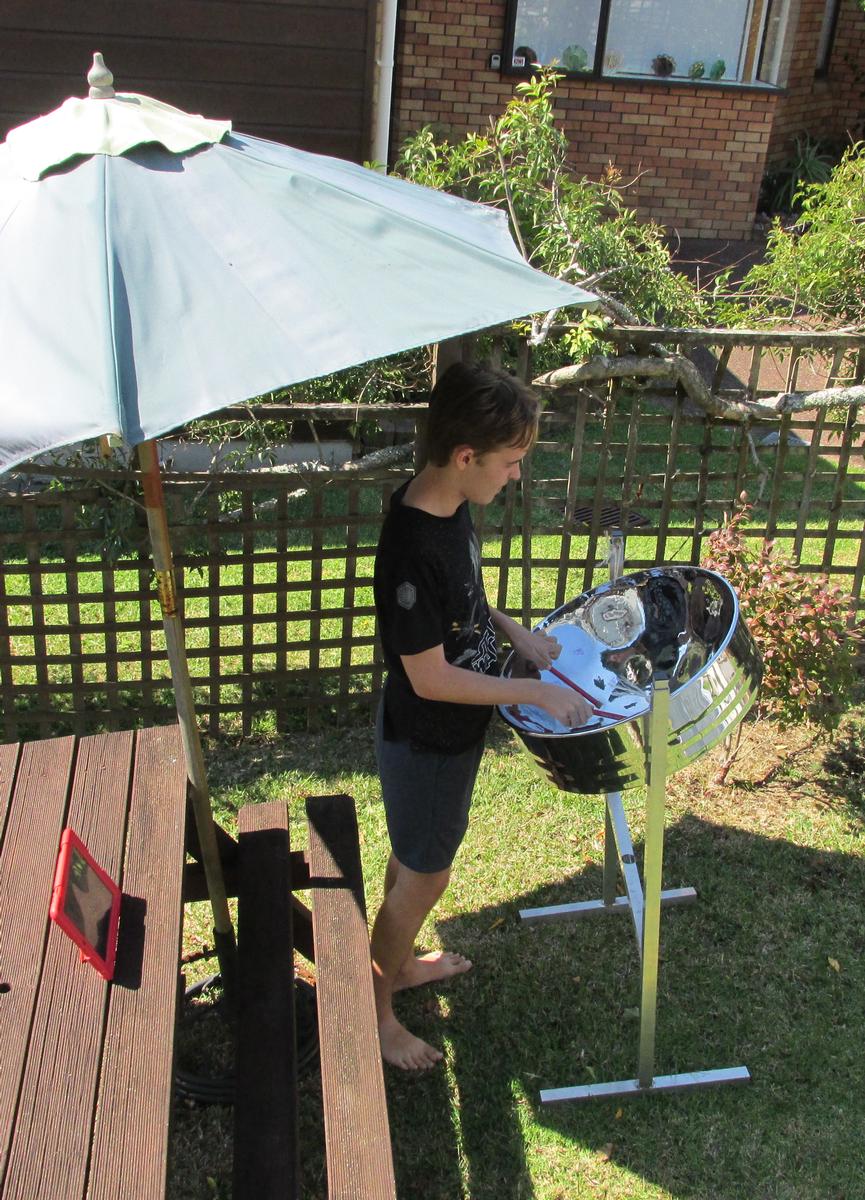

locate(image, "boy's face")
[[457, 441, 530, 506]]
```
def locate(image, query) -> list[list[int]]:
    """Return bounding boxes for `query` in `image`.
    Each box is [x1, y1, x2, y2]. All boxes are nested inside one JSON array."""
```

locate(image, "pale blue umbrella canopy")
[[0, 57, 597, 983], [0, 55, 595, 473]]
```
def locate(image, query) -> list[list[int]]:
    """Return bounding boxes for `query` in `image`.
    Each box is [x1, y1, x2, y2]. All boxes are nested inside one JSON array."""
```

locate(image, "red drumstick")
[[548, 664, 626, 723], [548, 664, 600, 707]]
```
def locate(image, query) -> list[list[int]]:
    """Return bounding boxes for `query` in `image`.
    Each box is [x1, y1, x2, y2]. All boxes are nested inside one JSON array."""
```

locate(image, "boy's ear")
[[452, 445, 476, 470]]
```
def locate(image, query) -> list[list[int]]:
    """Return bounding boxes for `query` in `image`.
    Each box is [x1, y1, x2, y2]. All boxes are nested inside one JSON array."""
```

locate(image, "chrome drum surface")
[[498, 567, 762, 794]]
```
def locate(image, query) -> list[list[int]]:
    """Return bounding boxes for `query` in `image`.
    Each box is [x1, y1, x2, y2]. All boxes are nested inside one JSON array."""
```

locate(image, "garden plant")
[[704, 501, 859, 730], [740, 142, 865, 328]]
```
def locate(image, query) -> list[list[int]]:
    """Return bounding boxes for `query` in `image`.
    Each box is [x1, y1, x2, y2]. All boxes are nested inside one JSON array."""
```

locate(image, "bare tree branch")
[[488, 116, 530, 262], [223, 442, 414, 520]]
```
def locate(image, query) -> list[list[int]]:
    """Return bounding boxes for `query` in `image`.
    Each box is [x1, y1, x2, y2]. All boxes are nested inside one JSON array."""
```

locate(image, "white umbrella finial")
[[4, 56, 231, 180], [88, 52, 115, 99]]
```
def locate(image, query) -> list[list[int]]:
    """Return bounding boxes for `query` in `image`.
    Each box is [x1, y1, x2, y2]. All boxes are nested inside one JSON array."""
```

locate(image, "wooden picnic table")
[[0, 725, 187, 1200]]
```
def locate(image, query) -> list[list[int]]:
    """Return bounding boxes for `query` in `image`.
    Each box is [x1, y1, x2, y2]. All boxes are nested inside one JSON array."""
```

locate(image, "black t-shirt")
[[374, 479, 499, 753]]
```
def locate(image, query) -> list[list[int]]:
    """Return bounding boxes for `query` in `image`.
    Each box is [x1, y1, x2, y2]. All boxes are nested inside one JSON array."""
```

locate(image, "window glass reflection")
[[512, 0, 601, 71], [605, 0, 752, 80]]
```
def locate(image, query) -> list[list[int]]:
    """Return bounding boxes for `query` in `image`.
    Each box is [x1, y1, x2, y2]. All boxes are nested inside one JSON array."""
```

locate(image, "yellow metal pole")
[[637, 677, 670, 1088], [137, 439, 237, 999]]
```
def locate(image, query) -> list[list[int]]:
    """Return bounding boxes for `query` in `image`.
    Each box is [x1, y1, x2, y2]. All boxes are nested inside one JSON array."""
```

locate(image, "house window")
[[504, 0, 792, 85]]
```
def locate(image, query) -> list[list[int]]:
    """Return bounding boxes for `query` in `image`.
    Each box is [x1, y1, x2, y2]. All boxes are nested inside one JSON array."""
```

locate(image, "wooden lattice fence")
[[3, 329, 865, 740]]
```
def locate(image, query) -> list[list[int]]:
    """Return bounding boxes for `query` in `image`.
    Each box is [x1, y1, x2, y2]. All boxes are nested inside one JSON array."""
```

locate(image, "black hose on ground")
[[175, 973, 319, 1106]]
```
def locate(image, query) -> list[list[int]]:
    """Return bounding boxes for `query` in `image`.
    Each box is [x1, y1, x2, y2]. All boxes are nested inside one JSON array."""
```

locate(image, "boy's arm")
[[489, 606, 561, 671], [400, 643, 592, 728]]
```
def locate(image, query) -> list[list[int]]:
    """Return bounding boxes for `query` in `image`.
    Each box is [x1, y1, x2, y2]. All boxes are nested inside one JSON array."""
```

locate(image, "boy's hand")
[[510, 626, 561, 671], [534, 681, 594, 729]]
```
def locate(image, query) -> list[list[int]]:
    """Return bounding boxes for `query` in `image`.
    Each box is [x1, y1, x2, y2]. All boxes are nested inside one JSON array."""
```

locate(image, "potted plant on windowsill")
[[562, 43, 589, 72], [651, 53, 676, 77]]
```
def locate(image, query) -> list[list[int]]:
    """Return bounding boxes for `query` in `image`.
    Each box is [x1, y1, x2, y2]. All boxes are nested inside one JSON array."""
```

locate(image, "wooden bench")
[[233, 793, 395, 1200], [0, 725, 187, 1200]]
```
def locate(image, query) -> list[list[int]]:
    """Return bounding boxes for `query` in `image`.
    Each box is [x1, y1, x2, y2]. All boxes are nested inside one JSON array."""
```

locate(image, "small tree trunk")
[[712, 724, 746, 786]]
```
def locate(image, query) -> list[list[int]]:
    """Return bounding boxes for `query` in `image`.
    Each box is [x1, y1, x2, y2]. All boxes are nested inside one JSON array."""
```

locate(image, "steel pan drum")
[[499, 567, 762, 794]]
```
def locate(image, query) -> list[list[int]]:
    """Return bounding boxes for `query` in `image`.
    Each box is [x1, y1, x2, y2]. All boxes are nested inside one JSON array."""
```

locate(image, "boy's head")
[[424, 362, 540, 467]]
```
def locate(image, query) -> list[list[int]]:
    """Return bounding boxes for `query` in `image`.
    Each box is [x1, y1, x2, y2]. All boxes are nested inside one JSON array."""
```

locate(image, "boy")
[[371, 362, 591, 1070]]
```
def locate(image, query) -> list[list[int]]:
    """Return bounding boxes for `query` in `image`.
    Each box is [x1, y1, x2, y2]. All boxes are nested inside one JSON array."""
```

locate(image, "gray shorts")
[[375, 701, 485, 873]]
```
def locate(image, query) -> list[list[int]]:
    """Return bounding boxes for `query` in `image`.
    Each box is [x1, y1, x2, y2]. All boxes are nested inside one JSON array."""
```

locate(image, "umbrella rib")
[[224, 139, 590, 305], [99, 153, 126, 441]]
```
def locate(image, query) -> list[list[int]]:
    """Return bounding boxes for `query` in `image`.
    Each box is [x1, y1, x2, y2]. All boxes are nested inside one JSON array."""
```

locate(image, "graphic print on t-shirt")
[[449, 531, 497, 672], [396, 581, 417, 610]]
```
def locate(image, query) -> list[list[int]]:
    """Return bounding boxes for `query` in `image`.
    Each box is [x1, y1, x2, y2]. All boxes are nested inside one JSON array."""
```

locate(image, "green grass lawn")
[[170, 709, 865, 1200]]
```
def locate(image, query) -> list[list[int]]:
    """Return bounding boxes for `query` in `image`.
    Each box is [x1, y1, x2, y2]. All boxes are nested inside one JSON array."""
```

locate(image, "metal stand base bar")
[[520, 887, 696, 923], [541, 1066, 751, 1104]]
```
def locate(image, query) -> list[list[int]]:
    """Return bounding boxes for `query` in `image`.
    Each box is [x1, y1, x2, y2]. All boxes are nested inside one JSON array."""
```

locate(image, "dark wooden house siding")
[[0, 1, 379, 161]]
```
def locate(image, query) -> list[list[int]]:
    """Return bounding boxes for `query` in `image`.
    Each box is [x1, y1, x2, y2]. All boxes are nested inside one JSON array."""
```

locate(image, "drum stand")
[[520, 673, 751, 1103]]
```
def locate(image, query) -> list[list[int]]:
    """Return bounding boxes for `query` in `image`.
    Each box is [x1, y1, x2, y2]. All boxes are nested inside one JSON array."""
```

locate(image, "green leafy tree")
[[740, 142, 865, 327], [392, 70, 705, 334]]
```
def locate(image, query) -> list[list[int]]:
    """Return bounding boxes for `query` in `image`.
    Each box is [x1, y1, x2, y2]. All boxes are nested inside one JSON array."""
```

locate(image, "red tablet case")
[[49, 828, 121, 981]]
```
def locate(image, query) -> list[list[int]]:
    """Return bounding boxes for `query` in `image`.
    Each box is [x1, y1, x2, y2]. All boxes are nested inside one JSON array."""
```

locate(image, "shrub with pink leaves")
[[704, 504, 859, 728]]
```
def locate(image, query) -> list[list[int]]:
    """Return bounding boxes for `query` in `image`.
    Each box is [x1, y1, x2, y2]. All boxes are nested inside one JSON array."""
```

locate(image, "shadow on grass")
[[378, 814, 864, 1200], [197, 721, 523, 815]]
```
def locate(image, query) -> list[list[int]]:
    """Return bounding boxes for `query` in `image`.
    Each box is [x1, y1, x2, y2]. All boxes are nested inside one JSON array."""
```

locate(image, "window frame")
[[501, 0, 785, 88], [815, 0, 842, 77], [754, 0, 794, 85]]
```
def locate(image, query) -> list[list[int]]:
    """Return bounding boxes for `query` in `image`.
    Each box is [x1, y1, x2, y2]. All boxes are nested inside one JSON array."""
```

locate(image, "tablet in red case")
[[49, 828, 121, 981]]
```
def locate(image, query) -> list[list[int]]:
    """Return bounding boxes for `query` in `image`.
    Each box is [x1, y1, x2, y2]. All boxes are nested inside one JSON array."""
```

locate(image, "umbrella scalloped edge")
[[5, 92, 232, 182]]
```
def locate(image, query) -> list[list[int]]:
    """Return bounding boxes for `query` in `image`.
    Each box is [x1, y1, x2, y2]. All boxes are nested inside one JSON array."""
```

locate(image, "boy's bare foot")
[[379, 1012, 443, 1070], [393, 950, 472, 991]]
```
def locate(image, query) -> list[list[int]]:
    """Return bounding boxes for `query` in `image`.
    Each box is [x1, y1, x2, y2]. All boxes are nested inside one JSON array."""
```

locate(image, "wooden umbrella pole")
[[137, 439, 237, 1000]]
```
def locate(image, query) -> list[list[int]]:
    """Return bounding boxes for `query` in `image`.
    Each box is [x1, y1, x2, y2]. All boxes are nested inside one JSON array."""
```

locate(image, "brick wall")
[[768, 0, 865, 163], [392, 1, 780, 239]]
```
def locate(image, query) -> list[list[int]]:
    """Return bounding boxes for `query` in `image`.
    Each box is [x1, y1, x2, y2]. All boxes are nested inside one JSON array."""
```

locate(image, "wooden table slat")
[[0, 737, 76, 1190], [1, 732, 135, 1200], [0, 742, 20, 848], [87, 725, 187, 1200], [306, 794, 396, 1200]]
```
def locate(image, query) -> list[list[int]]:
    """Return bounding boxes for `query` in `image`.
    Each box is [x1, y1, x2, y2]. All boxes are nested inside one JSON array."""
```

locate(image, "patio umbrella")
[[0, 54, 596, 985]]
